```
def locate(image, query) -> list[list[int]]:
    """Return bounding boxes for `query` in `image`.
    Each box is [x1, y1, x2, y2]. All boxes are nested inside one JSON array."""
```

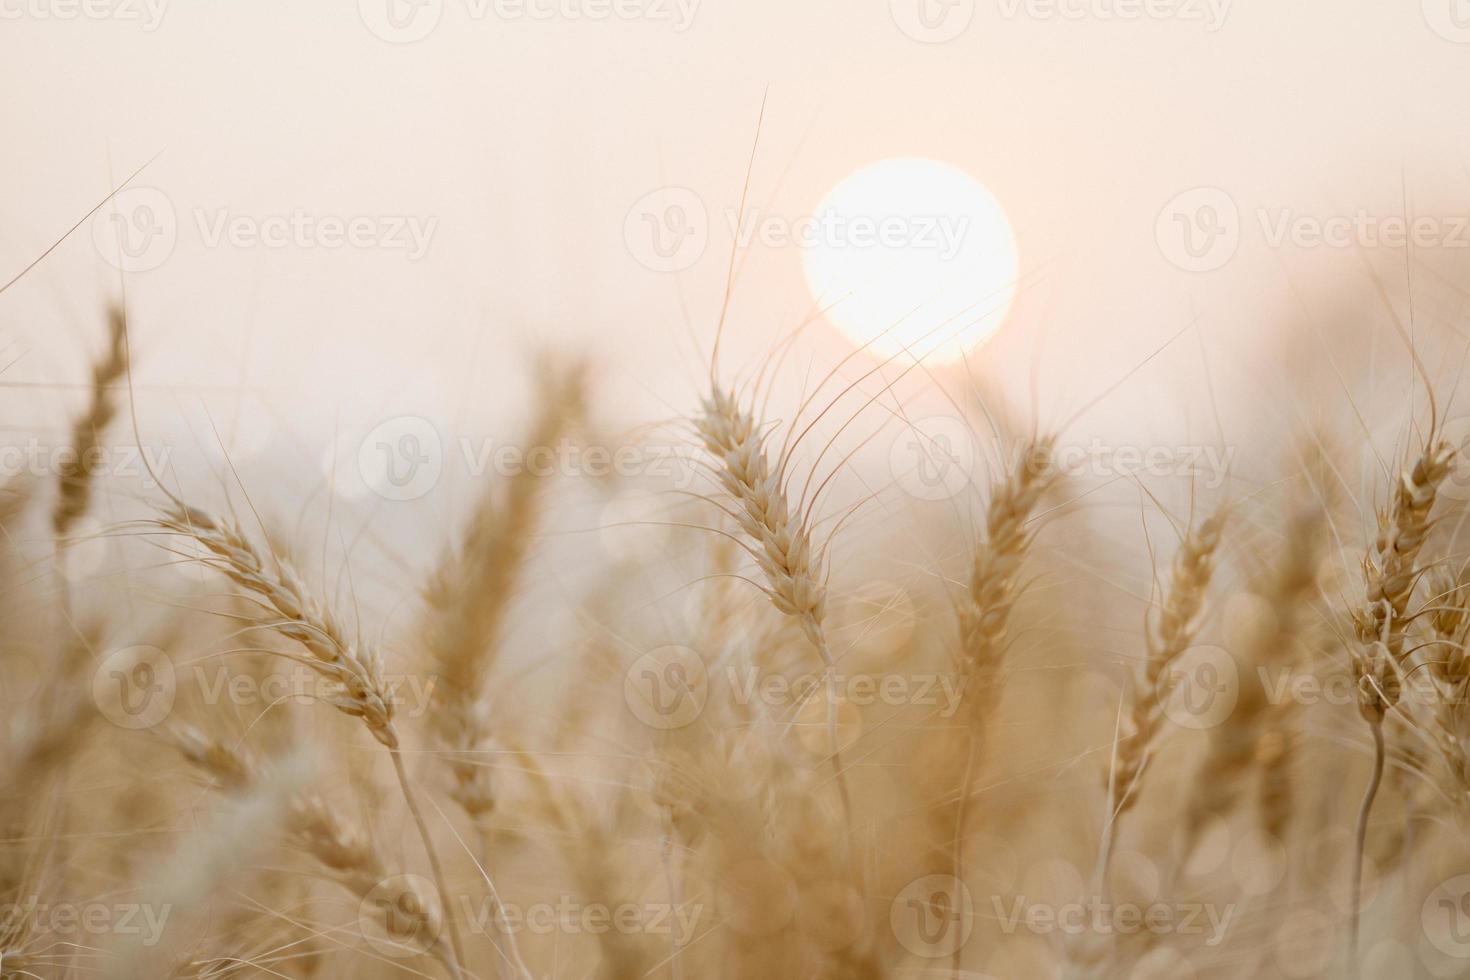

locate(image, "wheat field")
[[1, 261, 1470, 980]]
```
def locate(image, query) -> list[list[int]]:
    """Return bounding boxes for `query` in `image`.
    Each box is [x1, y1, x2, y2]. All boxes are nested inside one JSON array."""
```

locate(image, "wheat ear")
[[693, 386, 852, 827], [152, 503, 466, 974], [1101, 509, 1226, 881], [170, 727, 463, 980], [53, 305, 127, 541], [949, 436, 1058, 975], [1182, 506, 1321, 857], [1345, 438, 1451, 964], [425, 363, 583, 831]]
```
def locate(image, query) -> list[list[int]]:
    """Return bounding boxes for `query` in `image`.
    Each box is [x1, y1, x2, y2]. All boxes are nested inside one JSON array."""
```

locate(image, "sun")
[[801, 158, 1019, 363]]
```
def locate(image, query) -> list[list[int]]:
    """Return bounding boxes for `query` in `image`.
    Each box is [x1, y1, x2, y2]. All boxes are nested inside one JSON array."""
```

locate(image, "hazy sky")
[[3, 0, 1468, 478]]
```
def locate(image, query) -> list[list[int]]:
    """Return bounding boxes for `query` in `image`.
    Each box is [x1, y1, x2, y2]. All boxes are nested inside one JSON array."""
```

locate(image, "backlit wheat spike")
[[1110, 509, 1226, 823], [693, 384, 854, 836], [425, 363, 584, 825], [948, 436, 1059, 975], [1353, 440, 1454, 681], [53, 305, 127, 539], [695, 386, 827, 648], [1183, 506, 1322, 855], [1346, 437, 1453, 964], [1067, 508, 1225, 978], [153, 500, 468, 972], [955, 436, 1059, 718], [153, 503, 396, 747]]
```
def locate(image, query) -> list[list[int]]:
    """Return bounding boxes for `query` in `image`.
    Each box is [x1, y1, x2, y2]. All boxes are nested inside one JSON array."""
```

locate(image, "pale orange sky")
[[3, 0, 1469, 494]]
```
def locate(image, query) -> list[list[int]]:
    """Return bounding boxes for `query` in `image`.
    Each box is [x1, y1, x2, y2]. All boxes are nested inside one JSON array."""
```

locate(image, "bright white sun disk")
[[801, 158, 1019, 363]]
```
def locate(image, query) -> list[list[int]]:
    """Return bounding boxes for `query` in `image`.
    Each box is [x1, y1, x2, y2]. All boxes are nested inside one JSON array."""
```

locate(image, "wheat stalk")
[[692, 385, 853, 830], [948, 435, 1058, 974], [424, 363, 583, 831], [1182, 506, 1322, 858], [150, 502, 465, 975], [52, 305, 127, 542], [1100, 509, 1226, 879], [169, 726, 463, 979], [1345, 437, 1452, 965]]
